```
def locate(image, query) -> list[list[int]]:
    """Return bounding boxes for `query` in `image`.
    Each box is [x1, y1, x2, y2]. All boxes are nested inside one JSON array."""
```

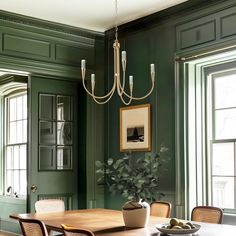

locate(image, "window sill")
[[223, 213, 236, 225], [0, 195, 26, 204]]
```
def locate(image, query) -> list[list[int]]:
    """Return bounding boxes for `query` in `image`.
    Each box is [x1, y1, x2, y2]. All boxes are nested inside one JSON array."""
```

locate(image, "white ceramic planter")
[[122, 200, 150, 228]]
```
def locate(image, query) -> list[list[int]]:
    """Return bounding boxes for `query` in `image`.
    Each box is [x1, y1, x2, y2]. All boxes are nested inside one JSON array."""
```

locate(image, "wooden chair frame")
[[150, 201, 171, 218], [19, 218, 48, 236], [191, 206, 223, 224]]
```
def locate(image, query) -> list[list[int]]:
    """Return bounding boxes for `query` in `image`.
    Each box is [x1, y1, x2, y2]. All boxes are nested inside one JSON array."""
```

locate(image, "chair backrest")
[[150, 201, 171, 218], [19, 218, 49, 236], [191, 206, 223, 224], [61, 224, 95, 236], [35, 199, 65, 213]]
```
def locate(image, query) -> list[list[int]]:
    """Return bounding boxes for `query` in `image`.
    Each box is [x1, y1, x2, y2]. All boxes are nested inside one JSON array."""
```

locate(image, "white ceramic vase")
[[122, 200, 150, 228]]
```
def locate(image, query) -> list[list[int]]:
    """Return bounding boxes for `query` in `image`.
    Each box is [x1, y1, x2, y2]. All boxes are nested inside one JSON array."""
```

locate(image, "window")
[[210, 71, 236, 209], [5, 92, 27, 198], [176, 51, 236, 219]]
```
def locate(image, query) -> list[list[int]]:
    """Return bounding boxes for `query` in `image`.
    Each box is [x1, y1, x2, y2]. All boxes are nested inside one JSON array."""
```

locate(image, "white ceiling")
[[0, 0, 188, 32]]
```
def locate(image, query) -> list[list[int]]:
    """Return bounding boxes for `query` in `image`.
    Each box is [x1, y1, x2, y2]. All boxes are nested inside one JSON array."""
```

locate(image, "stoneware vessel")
[[122, 200, 150, 228]]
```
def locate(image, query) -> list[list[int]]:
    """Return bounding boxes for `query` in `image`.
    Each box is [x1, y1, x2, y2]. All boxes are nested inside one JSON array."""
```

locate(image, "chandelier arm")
[[119, 69, 126, 95], [117, 69, 127, 96], [82, 74, 116, 99], [121, 77, 155, 100], [119, 92, 133, 105], [91, 86, 117, 104]]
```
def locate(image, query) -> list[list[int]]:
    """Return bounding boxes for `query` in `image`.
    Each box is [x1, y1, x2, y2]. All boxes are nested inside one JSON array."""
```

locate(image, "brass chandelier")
[[81, 0, 155, 105]]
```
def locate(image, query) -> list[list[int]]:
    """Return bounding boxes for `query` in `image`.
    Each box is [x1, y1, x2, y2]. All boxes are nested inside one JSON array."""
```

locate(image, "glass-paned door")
[[39, 94, 73, 170], [28, 76, 79, 212]]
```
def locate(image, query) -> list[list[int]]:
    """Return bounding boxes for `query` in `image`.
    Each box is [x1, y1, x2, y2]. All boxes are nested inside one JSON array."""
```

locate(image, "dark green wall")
[[0, 10, 105, 233], [105, 19, 176, 210], [104, 0, 236, 212]]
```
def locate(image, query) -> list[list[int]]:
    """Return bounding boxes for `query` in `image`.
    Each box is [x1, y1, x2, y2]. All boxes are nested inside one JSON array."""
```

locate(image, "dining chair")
[[61, 224, 95, 236], [35, 199, 65, 213], [150, 201, 172, 218], [191, 206, 223, 224], [35, 199, 65, 236], [19, 218, 49, 236]]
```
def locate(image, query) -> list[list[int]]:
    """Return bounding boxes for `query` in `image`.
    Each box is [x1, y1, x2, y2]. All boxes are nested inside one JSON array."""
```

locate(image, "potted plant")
[[95, 148, 167, 228]]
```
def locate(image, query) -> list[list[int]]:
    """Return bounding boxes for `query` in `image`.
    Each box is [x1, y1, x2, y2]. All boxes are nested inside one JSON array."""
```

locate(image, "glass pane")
[[57, 147, 72, 170], [13, 146, 19, 169], [9, 121, 16, 144], [40, 94, 56, 120], [6, 146, 13, 169], [19, 170, 27, 196], [13, 170, 20, 196], [57, 96, 71, 121], [212, 177, 234, 208], [214, 74, 236, 109], [6, 170, 13, 195], [39, 146, 56, 170], [22, 120, 27, 143], [16, 96, 23, 120], [16, 120, 23, 143], [9, 97, 16, 121], [57, 122, 72, 145], [215, 108, 236, 139], [20, 145, 27, 169], [23, 94, 27, 119], [212, 143, 234, 175], [39, 121, 56, 144]]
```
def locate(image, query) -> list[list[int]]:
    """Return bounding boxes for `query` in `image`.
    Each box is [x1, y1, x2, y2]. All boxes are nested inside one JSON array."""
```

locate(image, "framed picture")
[[120, 104, 151, 152]]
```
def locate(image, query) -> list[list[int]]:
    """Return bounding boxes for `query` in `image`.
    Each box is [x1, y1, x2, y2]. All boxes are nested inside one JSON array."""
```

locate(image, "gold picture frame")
[[120, 104, 151, 152]]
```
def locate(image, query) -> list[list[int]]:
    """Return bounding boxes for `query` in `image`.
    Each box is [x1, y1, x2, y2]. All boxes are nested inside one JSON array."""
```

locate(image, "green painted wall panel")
[[180, 20, 216, 49], [3, 33, 51, 58], [221, 13, 236, 38], [55, 44, 94, 65], [0, 11, 98, 70]]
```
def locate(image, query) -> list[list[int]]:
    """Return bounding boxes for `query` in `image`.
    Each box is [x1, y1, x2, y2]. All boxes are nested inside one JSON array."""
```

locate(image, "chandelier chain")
[[115, 0, 118, 41]]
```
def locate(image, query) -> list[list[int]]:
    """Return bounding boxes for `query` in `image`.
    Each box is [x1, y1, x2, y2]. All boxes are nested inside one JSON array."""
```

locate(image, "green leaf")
[[95, 161, 103, 167], [107, 158, 114, 165]]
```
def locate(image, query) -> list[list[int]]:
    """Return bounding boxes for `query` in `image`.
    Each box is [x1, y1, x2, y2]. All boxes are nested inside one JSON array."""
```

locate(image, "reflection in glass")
[[40, 95, 56, 120], [212, 143, 234, 175], [215, 108, 236, 139], [57, 122, 72, 145], [39, 121, 56, 144], [57, 147, 72, 170], [57, 96, 71, 121], [39, 146, 55, 170], [212, 177, 234, 208]]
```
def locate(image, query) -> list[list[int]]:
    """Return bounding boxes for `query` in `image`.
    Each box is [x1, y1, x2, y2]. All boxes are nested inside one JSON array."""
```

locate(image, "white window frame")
[[175, 50, 236, 219], [4, 91, 27, 198]]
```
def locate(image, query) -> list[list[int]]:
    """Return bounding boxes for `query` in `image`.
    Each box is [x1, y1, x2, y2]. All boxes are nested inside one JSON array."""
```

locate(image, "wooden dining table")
[[10, 208, 236, 235]]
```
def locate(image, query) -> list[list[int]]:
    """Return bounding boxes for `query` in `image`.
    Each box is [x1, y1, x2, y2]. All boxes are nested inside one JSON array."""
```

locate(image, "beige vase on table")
[[122, 200, 150, 228]]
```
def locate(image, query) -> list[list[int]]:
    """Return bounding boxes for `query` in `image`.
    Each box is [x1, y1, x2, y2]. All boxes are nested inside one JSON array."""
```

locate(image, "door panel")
[[28, 76, 79, 212]]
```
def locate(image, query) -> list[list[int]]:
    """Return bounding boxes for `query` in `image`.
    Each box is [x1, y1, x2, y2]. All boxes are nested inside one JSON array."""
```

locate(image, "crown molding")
[[0, 10, 104, 40]]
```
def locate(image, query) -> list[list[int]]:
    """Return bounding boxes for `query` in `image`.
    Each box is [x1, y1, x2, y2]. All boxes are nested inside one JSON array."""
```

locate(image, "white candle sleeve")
[[91, 74, 95, 90], [81, 59, 86, 69], [129, 75, 133, 85], [150, 64, 155, 74], [122, 51, 126, 61]]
